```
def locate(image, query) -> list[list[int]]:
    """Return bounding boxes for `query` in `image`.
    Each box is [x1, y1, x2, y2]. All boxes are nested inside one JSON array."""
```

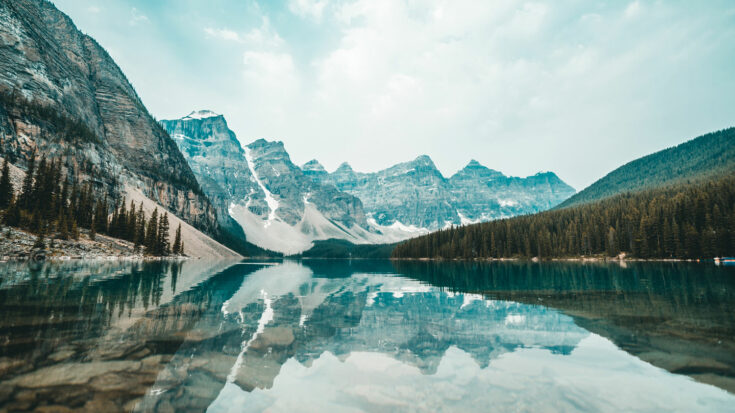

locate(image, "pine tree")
[[158, 213, 170, 255], [135, 203, 145, 250], [19, 155, 35, 210], [126, 200, 137, 242], [145, 208, 158, 255], [172, 223, 182, 255], [0, 159, 12, 209], [4, 200, 20, 227]]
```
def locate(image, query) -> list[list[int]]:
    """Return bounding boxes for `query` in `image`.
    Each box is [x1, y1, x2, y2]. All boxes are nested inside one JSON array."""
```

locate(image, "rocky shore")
[[0, 226, 177, 261]]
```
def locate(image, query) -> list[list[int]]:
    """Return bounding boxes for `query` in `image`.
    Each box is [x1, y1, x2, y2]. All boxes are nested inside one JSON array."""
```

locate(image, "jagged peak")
[[461, 159, 498, 173], [302, 159, 327, 172], [248, 138, 285, 148], [182, 110, 221, 120], [335, 162, 354, 173], [406, 155, 437, 169], [530, 171, 564, 181]]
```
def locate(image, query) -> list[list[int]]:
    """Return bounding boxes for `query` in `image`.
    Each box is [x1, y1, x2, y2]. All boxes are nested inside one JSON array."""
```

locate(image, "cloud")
[[204, 27, 241, 42], [240, 51, 301, 124], [106, 0, 733, 190], [129, 7, 149, 26], [624, 1, 642, 19], [288, 0, 329, 21], [204, 18, 283, 48]]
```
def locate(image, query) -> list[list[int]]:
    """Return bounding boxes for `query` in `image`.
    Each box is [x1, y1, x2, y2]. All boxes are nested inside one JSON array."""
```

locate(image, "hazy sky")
[[53, 0, 735, 190]]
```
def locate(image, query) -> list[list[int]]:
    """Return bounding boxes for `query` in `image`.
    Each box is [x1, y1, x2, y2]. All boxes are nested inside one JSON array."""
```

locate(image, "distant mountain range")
[[161, 111, 575, 254], [393, 128, 735, 260], [558, 127, 735, 209]]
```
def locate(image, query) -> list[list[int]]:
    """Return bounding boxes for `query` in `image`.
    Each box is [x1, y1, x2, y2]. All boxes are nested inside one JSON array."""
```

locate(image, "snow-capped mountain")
[[309, 157, 576, 230], [161, 111, 575, 254], [161, 113, 417, 254]]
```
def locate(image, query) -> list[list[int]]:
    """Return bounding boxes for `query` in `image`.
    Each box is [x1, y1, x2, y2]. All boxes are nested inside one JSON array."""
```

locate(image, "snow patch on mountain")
[[182, 110, 220, 120], [229, 201, 428, 255], [244, 146, 279, 227], [457, 212, 480, 226], [366, 218, 430, 241]]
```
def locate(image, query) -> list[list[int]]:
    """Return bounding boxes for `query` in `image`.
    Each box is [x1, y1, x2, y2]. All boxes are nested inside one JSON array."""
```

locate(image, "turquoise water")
[[0, 260, 733, 412]]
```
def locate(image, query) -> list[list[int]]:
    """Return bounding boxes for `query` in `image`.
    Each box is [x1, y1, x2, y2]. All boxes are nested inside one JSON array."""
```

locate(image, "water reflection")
[[393, 260, 735, 393], [0, 260, 733, 412]]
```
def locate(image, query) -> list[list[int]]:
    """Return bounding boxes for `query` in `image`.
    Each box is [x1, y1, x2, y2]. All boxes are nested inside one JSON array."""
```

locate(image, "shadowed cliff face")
[[0, 0, 217, 233], [393, 260, 735, 393]]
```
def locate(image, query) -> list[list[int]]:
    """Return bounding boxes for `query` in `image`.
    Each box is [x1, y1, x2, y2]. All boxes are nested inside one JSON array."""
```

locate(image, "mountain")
[[449, 161, 575, 223], [311, 156, 576, 229], [161, 114, 399, 255], [162, 112, 576, 254], [393, 165, 735, 260], [558, 127, 735, 208], [0, 0, 221, 239], [155, 111, 270, 255]]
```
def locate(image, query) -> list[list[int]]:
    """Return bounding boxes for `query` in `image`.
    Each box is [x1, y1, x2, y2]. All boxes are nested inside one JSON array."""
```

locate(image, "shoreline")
[[0, 225, 190, 263], [292, 256, 707, 263]]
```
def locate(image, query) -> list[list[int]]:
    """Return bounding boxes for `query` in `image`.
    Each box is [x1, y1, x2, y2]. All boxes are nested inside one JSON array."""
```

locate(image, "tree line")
[[0, 156, 184, 256], [392, 175, 735, 260]]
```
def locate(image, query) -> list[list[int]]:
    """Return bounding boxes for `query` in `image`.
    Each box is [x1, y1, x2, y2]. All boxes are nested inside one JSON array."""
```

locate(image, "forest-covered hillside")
[[392, 175, 735, 260], [558, 128, 735, 208]]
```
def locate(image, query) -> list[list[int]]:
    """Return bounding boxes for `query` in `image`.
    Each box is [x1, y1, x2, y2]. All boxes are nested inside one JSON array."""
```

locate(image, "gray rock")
[[0, 1, 217, 235], [313, 156, 576, 229]]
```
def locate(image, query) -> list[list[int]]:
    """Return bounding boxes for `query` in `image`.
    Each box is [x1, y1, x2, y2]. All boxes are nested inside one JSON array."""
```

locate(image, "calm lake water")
[[0, 259, 734, 412]]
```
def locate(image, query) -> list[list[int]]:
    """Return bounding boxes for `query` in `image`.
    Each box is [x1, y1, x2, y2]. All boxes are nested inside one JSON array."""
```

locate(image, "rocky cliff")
[[161, 113, 382, 255], [0, 0, 217, 234], [313, 156, 576, 230], [162, 111, 576, 253]]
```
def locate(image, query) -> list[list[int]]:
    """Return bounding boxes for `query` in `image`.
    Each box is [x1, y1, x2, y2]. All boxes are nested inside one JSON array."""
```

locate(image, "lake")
[[0, 259, 734, 412]]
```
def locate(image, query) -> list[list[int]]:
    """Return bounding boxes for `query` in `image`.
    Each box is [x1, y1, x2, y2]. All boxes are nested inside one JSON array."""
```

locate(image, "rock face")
[[159, 111, 263, 237], [161, 114, 379, 255], [314, 157, 576, 230], [0, 0, 217, 234], [162, 112, 575, 253], [448, 161, 576, 223]]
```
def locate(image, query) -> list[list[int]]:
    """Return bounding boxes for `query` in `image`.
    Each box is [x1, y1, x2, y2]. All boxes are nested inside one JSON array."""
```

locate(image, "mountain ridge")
[[162, 110, 576, 253], [557, 127, 735, 209]]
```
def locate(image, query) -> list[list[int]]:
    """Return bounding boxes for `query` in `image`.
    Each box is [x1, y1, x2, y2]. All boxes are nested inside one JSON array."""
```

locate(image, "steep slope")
[[125, 186, 240, 259], [311, 156, 575, 230], [159, 111, 271, 255], [325, 156, 456, 229], [450, 161, 575, 222], [0, 0, 218, 234], [161, 113, 400, 255], [558, 127, 735, 208]]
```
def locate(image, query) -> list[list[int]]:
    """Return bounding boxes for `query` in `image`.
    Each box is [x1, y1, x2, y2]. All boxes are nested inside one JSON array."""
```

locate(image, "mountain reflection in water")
[[0, 259, 733, 412]]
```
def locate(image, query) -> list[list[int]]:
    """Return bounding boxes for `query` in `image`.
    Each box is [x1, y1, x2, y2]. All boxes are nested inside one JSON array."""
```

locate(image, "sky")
[[53, 0, 735, 190]]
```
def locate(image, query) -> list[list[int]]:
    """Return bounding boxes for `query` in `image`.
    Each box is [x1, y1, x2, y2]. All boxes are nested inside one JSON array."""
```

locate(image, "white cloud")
[[624, 1, 642, 19], [110, 0, 733, 190], [240, 51, 301, 125], [204, 18, 283, 49], [289, 0, 329, 21], [129, 7, 148, 26], [205, 27, 241, 42]]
